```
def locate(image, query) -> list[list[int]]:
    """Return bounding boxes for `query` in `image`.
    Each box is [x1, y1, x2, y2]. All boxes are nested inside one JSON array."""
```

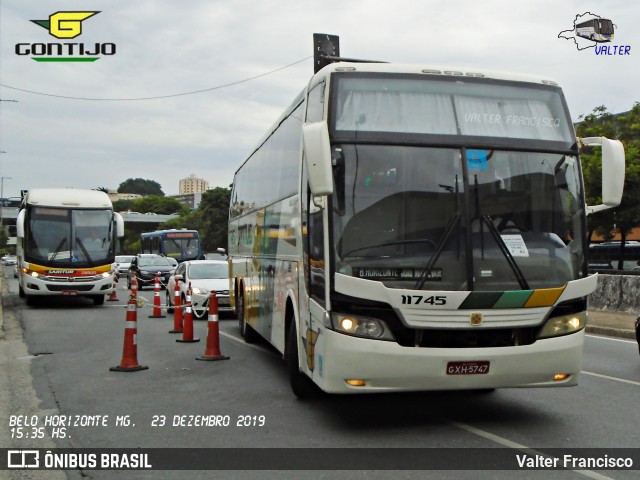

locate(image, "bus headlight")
[[101, 272, 111, 279], [331, 313, 394, 341], [538, 311, 586, 339]]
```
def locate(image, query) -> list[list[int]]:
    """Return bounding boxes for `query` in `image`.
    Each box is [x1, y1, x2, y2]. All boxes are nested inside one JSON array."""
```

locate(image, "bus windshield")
[[332, 145, 584, 291], [26, 207, 115, 267], [331, 73, 574, 147], [598, 19, 614, 34], [163, 234, 200, 260]]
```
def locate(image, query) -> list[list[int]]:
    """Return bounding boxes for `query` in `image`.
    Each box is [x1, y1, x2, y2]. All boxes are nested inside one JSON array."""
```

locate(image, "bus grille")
[[409, 326, 538, 348], [46, 284, 95, 292]]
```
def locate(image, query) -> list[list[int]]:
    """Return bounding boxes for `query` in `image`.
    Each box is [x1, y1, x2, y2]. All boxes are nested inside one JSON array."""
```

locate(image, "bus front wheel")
[[287, 325, 320, 399]]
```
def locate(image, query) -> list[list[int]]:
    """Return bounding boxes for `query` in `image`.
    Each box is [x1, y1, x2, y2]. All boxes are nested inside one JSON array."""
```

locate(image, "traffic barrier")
[[196, 291, 229, 361], [148, 272, 166, 318], [110, 297, 148, 372], [169, 281, 183, 334], [177, 284, 199, 343], [107, 273, 119, 302]]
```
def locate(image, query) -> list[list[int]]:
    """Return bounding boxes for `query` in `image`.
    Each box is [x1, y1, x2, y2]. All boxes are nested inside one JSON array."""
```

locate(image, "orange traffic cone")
[[169, 281, 183, 334], [107, 274, 119, 301], [110, 297, 148, 372], [148, 272, 166, 318], [177, 284, 199, 343], [196, 292, 229, 361], [130, 275, 138, 299]]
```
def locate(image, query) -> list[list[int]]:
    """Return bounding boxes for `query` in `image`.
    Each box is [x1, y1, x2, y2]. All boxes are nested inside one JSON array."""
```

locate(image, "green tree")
[[118, 178, 165, 196], [197, 187, 231, 252], [162, 187, 231, 253], [577, 102, 640, 268], [130, 195, 189, 215]]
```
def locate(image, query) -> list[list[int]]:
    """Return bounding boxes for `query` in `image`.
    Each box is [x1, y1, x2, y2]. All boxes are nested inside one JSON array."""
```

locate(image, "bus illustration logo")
[[16, 11, 116, 62], [558, 12, 630, 55], [31, 11, 99, 39]]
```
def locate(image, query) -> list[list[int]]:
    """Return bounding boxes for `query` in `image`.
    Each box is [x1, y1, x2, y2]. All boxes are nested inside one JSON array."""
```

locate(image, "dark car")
[[127, 254, 176, 289]]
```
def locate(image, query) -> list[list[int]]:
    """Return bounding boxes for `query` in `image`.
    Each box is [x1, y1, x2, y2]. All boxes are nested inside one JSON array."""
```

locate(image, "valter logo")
[[558, 12, 631, 56], [15, 11, 116, 62]]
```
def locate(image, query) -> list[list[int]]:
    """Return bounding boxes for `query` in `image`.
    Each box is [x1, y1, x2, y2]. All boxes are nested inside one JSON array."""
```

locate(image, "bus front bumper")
[[316, 328, 584, 394], [22, 275, 114, 297]]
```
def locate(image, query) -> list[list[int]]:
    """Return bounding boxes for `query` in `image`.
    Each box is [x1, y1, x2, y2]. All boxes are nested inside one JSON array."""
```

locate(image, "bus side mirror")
[[16, 209, 25, 238], [580, 136, 625, 215], [114, 212, 125, 237], [302, 121, 334, 197]]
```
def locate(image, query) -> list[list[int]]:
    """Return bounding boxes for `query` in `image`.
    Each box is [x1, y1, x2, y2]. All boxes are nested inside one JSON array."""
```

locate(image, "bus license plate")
[[446, 361, 490, 375], [62, 290, 78, 296]]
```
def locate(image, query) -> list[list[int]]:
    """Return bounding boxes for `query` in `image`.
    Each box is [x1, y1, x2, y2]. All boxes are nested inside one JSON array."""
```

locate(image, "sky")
[[0, 0, 637, 199]]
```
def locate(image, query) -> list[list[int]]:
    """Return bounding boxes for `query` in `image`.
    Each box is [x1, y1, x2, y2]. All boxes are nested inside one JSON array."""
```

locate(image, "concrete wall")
[[589, 274, 640, 314]]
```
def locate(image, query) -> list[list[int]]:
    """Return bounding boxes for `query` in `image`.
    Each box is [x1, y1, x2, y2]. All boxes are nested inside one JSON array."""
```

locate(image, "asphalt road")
[[2, 272, 639, 480]]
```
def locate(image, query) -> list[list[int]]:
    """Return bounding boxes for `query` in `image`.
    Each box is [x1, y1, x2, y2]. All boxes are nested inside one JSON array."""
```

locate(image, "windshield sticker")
[[354, 267, 442, 281], [500, 234, 529, 257], [467, 150, 488, 170]]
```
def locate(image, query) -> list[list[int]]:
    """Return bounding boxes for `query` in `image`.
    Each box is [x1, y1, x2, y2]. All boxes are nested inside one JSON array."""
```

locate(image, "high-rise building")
[[179, 174, 209, 195]]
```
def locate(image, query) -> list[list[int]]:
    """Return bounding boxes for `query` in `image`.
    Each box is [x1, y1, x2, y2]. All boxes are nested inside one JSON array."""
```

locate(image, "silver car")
[[166, 260, 232, 318]]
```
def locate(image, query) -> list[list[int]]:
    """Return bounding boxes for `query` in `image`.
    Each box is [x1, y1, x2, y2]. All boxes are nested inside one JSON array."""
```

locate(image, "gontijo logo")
[[15, 11, 116, 62], [32, 11, 99, 39]]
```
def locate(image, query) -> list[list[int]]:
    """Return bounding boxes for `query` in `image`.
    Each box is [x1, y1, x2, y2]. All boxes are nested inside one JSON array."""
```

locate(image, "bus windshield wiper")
[[49, 237, 67, 261], [414, 213, 461, 290], [75, 237, 93, 263], [480, 214, 529, 290]]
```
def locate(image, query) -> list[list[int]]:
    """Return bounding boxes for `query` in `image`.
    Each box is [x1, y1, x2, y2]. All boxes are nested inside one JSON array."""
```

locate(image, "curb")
[[585, 325, 636, 340]]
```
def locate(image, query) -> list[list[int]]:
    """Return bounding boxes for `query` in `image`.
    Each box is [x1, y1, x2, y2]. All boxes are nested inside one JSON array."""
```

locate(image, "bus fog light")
[[538, 312, 586, 339], [345, 379, 366, 387]]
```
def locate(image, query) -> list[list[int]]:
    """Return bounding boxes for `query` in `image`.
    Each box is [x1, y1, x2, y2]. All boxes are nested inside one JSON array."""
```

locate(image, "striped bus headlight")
[[537, 311, 586, 339], [331, 313, 395, 341]]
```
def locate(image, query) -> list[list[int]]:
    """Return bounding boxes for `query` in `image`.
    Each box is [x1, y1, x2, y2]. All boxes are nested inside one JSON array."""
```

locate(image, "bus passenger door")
[[302, 194, 328, 378]]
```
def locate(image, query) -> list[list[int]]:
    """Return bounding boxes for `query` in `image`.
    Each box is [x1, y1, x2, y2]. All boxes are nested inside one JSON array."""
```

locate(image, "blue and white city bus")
[[140, 229, 202, 263], [228, 58, 625, 397]]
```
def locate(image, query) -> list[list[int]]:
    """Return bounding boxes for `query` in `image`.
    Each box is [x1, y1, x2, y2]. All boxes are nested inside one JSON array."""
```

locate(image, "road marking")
[[220, 330, 269, 352], [582, 370, 640, 386], [586, 334, 636, 344], [450, 421, 613, 480]]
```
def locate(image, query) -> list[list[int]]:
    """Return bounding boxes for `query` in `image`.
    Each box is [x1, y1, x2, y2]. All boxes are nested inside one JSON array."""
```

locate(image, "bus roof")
[[311, 62, 560, 87], [23, 188, 113, 209]]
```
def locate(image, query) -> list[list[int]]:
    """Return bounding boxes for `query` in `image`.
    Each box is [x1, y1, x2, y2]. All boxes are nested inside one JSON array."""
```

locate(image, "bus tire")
[[93, 295, 105, 306], [26, 295, 37, 307], [237, 293, 259, 343], [19, 285, 25, 298], [287, 325, 320, 399]]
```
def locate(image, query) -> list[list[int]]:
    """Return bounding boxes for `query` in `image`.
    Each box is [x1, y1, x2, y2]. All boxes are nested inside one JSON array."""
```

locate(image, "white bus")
[[16, 188, 124, 306], [228, 62, 625, 397], [576, 18, 615, 42]]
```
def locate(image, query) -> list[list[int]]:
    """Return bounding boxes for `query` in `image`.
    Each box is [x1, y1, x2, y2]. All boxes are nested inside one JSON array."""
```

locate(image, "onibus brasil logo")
[[15, 11, 116, 62]]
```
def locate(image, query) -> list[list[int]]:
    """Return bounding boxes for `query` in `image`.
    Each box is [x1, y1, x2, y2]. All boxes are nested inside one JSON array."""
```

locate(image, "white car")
[[2, 255, 17, 265], [114, 255, 135, 277], [166, 260, 232, 318]]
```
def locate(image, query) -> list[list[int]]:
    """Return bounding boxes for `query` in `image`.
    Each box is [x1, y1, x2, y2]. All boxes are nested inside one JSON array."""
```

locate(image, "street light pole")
[[0, 176, 12, 227]]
